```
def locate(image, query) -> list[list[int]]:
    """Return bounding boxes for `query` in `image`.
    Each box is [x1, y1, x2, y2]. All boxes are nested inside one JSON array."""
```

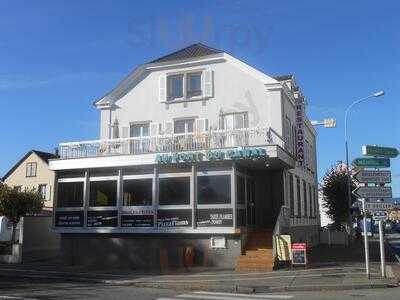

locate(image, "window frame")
[[186, 72, 202, 98], [158, 173, 192, 209], [38, 184, 48, 201], [26, 162, 37, 178], [197, 172, 232, 208], [173, 117, 196, 134], [122, 174, 154, 208], [56, 178, 85, 210], [88, 176, 118, 209], [166, 69, 205, 102]]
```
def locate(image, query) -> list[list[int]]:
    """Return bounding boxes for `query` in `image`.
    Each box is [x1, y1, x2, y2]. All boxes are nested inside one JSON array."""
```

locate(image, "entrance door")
[[246, 177, 256, 228]]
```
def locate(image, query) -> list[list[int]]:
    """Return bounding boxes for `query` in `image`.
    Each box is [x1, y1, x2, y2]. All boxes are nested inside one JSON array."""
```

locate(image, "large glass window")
[[57, 182, 84, 208], [89, 180, 117, 207], [167, 74, 184, 100], [198, 175, 231, 205], [123, 179, 152, 206], [159, 177, 190, 205]]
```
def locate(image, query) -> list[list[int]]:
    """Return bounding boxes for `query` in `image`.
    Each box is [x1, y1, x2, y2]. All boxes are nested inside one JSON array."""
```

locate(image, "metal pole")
[[345, 139, 353, 238], [379, 219, 386, 278], [362, 198, 370, 278]]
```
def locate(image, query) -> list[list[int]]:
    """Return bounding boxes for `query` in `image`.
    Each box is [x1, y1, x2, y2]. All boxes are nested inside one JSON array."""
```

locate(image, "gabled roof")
[[2, 150, 58, 182], [149, 43, 223, 63]]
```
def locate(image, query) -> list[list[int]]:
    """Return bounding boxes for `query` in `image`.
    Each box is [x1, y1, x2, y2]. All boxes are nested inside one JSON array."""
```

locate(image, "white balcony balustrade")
[[58, 126, 285, 159]]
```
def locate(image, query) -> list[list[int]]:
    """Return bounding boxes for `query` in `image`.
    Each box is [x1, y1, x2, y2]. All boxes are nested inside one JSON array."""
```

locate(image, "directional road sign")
[[353, 186, 392, 199], [372, 211, 388, 221], [362, 145, 399, 158], [352, 157, 390, 168], [353, 170, 392, 184], [364, 202, 394, 211]]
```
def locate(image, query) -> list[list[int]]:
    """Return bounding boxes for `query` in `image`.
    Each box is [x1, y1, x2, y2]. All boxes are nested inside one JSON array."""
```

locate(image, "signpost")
[[352, 157, 390, 168], [352, 186, 392, 199], [353, 170, 391, 184], [365, 202, 394, 211], [362, 145, 399, 158], [351, 144, 398, 279]]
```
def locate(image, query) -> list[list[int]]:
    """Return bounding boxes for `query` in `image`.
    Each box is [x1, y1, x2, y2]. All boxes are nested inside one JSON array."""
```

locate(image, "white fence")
[[59, 126, 285, 159]]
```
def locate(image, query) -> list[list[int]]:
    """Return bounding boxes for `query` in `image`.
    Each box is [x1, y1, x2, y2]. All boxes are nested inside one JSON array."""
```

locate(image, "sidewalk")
[[0, 261, 397, 293]]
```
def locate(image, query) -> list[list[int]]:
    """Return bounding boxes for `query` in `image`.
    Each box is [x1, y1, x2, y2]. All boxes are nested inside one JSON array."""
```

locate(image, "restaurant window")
[[296, 177, 301, 217], [123, 179, 152, 206], [26, 162, 37, 177], [89, 180, 117, 207], [289, 174, 294, 216], [57, 182, 84, 208], [198, 175, 231, 205], [303, 180, 308, 217], [186, 72, 202, 97], [159, 177, 190, 205]]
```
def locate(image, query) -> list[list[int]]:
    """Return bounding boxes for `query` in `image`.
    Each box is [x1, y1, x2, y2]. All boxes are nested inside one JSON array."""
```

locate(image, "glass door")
[[130, 123, 150, 153], [222, 113, 248, 147], [246, 177, 256, 228]]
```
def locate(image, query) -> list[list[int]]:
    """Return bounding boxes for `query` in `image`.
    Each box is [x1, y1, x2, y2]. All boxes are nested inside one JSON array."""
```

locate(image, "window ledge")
[[163, 95, 211, 104]]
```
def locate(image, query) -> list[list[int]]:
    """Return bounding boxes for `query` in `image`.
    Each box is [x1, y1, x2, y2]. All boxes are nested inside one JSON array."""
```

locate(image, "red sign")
[[292, 243, 306, 250], [295, 97, 305, 166]]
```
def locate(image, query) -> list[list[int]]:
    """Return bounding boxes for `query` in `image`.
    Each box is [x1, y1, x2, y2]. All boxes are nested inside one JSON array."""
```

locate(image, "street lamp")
[[344, 90, 385, 236]]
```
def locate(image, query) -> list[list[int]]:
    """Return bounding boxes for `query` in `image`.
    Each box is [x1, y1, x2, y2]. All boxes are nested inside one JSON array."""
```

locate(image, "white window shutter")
[[203, 69, 213, 98], [159, 75, 167, 102], [150, 123, 159, 136], [164, 121, 173, 135], [122, 126, 129, 138], [195, 118, 208, 133]]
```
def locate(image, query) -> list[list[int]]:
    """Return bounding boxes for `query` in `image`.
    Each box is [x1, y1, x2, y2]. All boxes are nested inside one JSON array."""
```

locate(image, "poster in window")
[[121, 215, 154, 227], [157, 209, 192, 228], [55, 211, 84, 227], [197, 208, 233, 227], [87, 210, 118, 227]]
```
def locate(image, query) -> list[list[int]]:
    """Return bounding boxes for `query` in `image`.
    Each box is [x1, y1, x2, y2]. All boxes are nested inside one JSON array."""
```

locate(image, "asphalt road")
[[0, 277, 399, 300]]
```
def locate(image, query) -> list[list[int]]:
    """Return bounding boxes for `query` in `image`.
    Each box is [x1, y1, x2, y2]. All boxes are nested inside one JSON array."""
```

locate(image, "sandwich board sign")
[[291, 243, 307, 265], [362, 145, 399, 158], [352, 157, 390, 168], [353, 170, 391, 184]]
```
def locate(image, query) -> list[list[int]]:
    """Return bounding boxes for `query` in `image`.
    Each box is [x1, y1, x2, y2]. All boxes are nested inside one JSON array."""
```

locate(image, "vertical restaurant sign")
[[295, 97, 305, 166]]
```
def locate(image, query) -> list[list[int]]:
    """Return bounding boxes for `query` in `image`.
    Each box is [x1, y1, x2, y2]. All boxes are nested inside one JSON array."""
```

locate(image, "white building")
[[50, 43, 320, 271]]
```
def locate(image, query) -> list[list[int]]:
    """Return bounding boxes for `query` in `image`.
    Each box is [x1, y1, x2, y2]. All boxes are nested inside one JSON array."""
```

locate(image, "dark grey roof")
[[149, 43, 223, 63], [2, 150, 58, 181], [273, 74, 294, 81]]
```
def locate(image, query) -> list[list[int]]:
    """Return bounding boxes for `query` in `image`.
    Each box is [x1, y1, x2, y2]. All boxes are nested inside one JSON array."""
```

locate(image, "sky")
[[0, 1, 399, 196]]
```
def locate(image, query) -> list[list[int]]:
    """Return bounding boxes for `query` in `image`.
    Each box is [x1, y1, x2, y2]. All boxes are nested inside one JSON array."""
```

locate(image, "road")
[[0, 277, 399, 300]]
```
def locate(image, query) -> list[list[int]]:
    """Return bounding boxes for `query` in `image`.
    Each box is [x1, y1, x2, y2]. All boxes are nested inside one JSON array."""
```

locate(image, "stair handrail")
[[272, 205, 290, 262]]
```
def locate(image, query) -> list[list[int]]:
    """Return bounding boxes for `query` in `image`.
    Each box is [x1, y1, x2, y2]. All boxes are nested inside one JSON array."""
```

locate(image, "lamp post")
[[344, 90, 385, 238]]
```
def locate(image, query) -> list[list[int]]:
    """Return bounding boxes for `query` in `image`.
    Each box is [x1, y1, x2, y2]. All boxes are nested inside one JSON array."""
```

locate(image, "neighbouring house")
[[2, 150, 58, 213], [49, 43, 320, 271]]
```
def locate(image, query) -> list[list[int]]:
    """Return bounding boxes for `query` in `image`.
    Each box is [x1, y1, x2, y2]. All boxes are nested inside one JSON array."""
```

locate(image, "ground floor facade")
[[50, 145, 319, 270]]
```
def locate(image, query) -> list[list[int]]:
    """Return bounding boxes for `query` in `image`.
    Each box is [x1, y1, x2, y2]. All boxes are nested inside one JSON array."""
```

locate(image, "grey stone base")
[[60, 233, 242, 270], [290, 225, 320, 246]]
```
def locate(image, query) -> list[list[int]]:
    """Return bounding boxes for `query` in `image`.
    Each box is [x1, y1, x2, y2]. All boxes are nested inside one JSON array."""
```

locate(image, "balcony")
[[58, 126, 285, 160]]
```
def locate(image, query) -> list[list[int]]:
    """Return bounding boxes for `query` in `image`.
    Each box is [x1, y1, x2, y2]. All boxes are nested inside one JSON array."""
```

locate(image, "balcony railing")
[[58, 126, 285, 159]]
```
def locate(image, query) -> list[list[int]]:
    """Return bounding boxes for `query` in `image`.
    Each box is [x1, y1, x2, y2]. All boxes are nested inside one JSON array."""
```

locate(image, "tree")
[[0, 183, 43, 243], [321, 162, 357, 231]]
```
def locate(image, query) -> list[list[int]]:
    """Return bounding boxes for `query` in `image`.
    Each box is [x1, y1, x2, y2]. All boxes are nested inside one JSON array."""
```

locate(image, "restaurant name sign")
[[295, 97, 305, 166], [156, 147, 267, 164]]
